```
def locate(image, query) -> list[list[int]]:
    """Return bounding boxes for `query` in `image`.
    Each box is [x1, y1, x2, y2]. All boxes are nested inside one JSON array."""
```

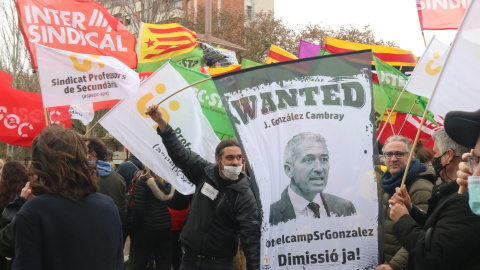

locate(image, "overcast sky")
[[274, 0, 458, 56]]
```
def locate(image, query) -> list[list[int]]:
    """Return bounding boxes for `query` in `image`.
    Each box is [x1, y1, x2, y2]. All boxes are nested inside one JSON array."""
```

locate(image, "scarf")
[[96, 160, 111, 177], [381, 159, 426, 196]]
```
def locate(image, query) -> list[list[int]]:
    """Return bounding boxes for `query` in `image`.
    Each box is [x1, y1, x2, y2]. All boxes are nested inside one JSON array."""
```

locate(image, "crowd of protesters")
[[1, 107, 480, 270]]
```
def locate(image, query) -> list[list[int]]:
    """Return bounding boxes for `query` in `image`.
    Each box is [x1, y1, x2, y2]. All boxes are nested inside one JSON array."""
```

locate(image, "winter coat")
[[116, 156, 143, 192], [382, 168, 436, 270], [394, 180, 480, 270], [0, 196, 26, 270], [12, 193, 123, 270], [132, 176, 174, 231], [98, 170, 127, 222], [158, 125, 261, 270]]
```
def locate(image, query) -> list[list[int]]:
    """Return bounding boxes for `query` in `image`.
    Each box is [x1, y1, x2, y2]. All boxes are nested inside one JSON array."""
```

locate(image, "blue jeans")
[[179, 251, 233, 270]]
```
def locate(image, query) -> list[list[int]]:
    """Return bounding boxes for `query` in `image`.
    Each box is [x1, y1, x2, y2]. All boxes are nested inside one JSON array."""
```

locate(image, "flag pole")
[[421, 31, 428, 48], [85, 77, 213, 137], [400, 99, 431, 187], [389, 117, 396, 135], [376, 87, 407, 144], [156, 77, 211, 106], [398, 99, 420, 135], [43, 108, 50, 126], [35, 70, 51, 126]]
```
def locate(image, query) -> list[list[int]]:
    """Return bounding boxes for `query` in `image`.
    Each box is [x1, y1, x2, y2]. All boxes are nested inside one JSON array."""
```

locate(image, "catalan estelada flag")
[[324, 36, 417, 67], [265, 45, 298, 64], [137, 23, 197, 63]]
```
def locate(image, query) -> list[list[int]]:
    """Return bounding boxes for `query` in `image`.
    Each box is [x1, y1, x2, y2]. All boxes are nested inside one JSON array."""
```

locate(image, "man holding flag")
[[145, 104, 260, 270]]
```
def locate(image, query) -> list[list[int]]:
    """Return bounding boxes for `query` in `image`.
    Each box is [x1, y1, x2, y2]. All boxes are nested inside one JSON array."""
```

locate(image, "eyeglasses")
[[468, 154, 479, 174], [384, 151, 408, 159]]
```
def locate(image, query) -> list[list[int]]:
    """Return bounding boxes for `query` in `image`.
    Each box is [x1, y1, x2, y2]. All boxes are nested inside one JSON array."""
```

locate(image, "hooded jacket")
[[132, 176, 174, 231], [97, 160, 127, 222]]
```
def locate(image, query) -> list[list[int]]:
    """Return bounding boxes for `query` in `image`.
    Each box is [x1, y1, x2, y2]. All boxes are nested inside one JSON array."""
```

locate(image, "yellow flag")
[[137, 23, 197, 63]]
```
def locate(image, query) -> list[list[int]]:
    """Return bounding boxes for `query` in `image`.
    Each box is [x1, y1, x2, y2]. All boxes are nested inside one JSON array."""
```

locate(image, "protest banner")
[[416, 0, 468, 30], [0, 71, 71, 147], [214, 51, 379, 269], [16, 0, 137, 69], [99, 62, 220, 195], [405, 37, 449, 98], [36, 44, 139, 107]]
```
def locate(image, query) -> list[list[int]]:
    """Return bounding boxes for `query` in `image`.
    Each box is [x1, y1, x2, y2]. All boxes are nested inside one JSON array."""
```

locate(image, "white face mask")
[[221, 162, 243, 180]]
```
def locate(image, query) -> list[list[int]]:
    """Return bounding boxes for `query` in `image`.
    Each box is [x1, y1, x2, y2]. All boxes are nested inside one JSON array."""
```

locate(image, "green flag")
[[373, 56, 435, 124], [318, 48, 330, 56], [170, 62, 235, 140], [137, 48, 205, 73], [241, 58, 262, 69]]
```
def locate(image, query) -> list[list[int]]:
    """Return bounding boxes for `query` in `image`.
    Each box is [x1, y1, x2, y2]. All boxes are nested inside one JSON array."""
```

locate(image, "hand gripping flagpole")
[[84, 77, 213, 137]]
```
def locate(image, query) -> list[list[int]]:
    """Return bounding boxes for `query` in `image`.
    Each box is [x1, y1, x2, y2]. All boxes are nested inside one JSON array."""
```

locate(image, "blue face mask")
[[468, 176, 480, 216]]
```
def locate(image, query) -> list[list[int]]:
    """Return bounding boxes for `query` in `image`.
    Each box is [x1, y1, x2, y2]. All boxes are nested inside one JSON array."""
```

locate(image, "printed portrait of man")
[[269, 132, 356, 225]]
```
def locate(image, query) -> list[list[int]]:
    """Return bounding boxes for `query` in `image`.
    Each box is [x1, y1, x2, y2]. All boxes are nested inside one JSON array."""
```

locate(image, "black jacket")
[[0, 196, 26, 270], [158, 125, 260, 270], [393, 180, 480, 270], [116, 156, 143, 191], [132, 176, 174, 231]]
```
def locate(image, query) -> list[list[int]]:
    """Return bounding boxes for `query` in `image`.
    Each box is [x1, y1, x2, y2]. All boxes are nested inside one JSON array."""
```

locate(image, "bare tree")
[[94, 0, 180, 34], [179, 8, 398, 64]]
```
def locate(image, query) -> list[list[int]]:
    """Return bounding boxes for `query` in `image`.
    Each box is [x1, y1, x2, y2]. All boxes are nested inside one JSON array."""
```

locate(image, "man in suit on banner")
[[270, 132, 356, 225]]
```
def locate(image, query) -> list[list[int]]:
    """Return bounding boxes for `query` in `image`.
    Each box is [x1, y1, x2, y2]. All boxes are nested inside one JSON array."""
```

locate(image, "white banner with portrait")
[[214, 51, 380, 269]]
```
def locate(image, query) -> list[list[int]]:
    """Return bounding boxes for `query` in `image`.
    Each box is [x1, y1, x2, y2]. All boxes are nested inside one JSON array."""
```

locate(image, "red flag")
[[16, 0, 137, 69], [93, 100, 120, 111], [324, 36, 417, 67], [376, 110, 443, 151], [0, 71, 71, 147], [417, 0, 468, 30]]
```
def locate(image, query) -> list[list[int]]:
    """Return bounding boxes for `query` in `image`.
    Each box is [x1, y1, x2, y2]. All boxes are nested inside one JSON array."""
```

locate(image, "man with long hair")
[[146, 104, 260, 270], [12, 125, 124, 270]]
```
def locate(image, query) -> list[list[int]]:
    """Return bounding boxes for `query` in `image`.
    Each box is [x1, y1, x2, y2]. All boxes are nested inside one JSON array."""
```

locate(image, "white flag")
[[99, 62, 220, 195], [430, 1, 480, 116], [69, 104, 95, 125], [405, 37, 449, 98], [36, 44, 139, 108]]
